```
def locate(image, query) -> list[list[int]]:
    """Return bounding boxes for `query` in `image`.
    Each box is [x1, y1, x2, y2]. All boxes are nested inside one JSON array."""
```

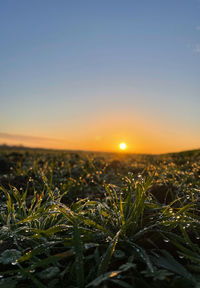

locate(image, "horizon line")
[[0, 142, 199, 156]]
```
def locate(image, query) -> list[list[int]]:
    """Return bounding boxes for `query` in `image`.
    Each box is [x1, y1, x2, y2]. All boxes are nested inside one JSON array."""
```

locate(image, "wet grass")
[[0, 147, 200, 287]]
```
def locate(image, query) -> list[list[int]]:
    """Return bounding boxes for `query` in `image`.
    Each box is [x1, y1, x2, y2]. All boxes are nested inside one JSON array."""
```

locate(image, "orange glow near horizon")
[[1, 110, 200, 154], [0, 132, 199, 154], [1, 130, 199, 154]]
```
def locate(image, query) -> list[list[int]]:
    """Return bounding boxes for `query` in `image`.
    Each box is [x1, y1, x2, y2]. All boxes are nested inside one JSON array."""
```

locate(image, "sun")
[[119, 142, 127, 150]]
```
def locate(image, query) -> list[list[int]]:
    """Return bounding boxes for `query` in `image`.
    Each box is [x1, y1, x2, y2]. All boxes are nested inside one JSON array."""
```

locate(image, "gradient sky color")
[[0, 0, 200, 153]]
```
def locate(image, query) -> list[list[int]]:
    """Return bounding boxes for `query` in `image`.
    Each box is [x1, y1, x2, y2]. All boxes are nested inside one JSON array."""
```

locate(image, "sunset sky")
[[0, 0, 200, 153]]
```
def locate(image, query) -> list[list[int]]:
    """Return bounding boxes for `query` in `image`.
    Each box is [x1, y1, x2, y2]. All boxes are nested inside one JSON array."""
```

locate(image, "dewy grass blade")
[[17, 263, 46, 288], [119, 192, 125, 226], [73, 222, 84, 288], [76, 215, 113, 236], [97, 230, 120, 276], [152, 250, 194, 282]]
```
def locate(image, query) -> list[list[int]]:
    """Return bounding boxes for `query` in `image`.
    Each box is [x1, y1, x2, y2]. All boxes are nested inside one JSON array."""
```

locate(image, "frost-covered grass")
[[0, 147, 200, 287]]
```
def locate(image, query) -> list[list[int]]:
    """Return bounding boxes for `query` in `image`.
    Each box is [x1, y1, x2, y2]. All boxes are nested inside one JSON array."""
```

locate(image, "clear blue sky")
[[0, 0, 200, 153]]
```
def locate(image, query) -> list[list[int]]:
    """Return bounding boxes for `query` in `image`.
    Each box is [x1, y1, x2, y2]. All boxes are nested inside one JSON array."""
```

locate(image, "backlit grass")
[[0, 147, 200, 287]]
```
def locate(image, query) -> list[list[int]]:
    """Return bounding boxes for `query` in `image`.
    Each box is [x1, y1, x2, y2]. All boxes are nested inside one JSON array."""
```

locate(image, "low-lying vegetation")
[[0, 147, 200, 287]]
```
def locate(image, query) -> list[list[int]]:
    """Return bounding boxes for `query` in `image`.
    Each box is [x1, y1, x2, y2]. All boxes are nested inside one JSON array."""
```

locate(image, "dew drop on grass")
[[11, 261, 17, 265], [163, 239, 169, 243], [29, 269, 35, 273]]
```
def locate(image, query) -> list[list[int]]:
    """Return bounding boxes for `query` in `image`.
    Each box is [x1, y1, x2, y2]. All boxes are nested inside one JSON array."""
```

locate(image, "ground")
[[0, 146, 200, 288]]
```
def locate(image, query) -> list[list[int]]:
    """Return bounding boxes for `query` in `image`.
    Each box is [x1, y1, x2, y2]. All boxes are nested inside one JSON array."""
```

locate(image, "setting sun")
[[119, 142, 127, 150]]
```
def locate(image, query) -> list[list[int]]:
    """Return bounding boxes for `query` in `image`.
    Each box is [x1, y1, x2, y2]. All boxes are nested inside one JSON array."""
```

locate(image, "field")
[[0, 147, 200, 288]]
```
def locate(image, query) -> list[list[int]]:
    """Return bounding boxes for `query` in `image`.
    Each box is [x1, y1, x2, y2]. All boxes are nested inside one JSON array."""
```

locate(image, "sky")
[[0, 0, 200, 153]]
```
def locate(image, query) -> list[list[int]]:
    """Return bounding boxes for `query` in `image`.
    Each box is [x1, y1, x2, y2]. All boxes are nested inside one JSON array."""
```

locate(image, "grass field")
[[0, 146, 200, 288]]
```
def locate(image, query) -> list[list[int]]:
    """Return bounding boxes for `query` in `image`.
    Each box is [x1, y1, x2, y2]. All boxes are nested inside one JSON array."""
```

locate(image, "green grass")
[[0, 147, 200, 287]]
